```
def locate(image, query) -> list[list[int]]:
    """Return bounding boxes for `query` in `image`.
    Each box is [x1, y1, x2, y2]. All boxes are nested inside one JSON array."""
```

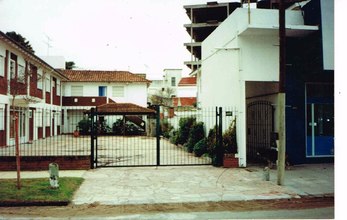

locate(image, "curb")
[[0, 201, 69, 207], [0, 194, 334, 207]]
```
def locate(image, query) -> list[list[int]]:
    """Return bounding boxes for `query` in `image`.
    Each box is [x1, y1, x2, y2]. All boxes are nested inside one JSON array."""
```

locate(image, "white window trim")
[[45, 75, 50, 92], [112, 86, 125, 97], [57, 79, 61, 96], [37, 71, 43, 90], [0, 55, 4, 77], [55, 112, 61, 126], [18, 64, 25, 83], [71, 86, 83, 96], [35, 110, 43, 127], [10, 59, 16, 79], [0, 107, 4, 130], [46, 110, 51, 126]]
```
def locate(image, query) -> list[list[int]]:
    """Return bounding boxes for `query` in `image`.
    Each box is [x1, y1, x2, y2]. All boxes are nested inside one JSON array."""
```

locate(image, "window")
[[10, 59, 15, 79], [0, 55, 4, 77], [46, 111, 51, 126], [112, 86, 124, 97], [18, 64, 25, 83], [37, 71, 43, 90], [71, 86, 83, 96], [35, 110, 43, 127], [55, 112, 61, 126], [0, 108, 4, 130], [45, 76, 50, 92], [171, 77, 176, 86], [56, 79, 61, 95], [98, 86, 107, 97]]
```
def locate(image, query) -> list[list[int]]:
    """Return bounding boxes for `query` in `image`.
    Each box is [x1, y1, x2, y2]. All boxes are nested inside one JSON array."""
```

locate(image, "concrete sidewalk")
[[0, 164, 334, 206]]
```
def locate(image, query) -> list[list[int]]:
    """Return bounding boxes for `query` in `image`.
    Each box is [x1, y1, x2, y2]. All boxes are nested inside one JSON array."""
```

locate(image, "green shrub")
[[112, 119, 142, 135], [223, 118, 237, 154], [193, 138, 208, 157], [112, 119, 124, 134], [206, 126, 217, 156], [169, 129, 178, 144], [78, 118, 91, 135], [175, 117, 196, 145], [185, 122, 205, 153], [161, 119, 174, 139], [206, 125, 223, 167]]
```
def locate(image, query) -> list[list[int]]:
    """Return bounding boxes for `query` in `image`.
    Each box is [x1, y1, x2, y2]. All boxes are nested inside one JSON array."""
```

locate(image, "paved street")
[[0, 163, 334, 219]]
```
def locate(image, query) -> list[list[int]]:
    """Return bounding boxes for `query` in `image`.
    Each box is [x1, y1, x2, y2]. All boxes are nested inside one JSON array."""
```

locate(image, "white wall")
[[116, 83, 148, 107], [320, 0, 334, 70], [177, 86, 197, 98], [200, 8, 308, 167]]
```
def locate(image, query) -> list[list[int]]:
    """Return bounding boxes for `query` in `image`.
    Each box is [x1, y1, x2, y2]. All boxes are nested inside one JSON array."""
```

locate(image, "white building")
[[148, 69, 182, 100], [0, 31, 68, 146], [61, 69, 151, 133], [200, 6, 321, 166], [177, 77, 197, 98]]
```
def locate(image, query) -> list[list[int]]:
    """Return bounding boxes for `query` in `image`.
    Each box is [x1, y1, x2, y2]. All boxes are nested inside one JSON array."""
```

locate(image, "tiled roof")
[[172, 97, 197, 107], [178, 77, 197, 86], [62, 70, 151, 83], [96, 103, 156, 115]]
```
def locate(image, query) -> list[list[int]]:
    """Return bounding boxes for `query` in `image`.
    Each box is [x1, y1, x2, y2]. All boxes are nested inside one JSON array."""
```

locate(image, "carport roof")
[[94, 103, 156, 115]]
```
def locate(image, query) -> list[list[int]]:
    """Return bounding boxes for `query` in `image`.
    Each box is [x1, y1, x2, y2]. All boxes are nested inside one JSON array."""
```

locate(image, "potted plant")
[[223, 118, 238, 168], [73, 126, 80, 137]]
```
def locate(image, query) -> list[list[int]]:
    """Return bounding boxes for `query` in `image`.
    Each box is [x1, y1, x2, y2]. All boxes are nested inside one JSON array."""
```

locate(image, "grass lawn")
[[0, 177, 84, 205]]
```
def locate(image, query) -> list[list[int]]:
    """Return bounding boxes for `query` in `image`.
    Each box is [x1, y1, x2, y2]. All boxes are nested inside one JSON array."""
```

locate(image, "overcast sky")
[[0, 0, 233, 79]]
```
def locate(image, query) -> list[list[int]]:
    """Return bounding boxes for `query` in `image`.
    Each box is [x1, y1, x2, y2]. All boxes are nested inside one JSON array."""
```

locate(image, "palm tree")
[[65, 61, 76, 70]]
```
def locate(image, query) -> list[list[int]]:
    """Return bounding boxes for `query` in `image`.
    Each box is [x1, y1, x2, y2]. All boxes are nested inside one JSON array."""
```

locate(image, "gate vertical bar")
[[218, 107, 223, 163], [215, 107, 224, 166], [95, 107, 98, 168], [90, 107, 95, 169], [156, 105, 160, 166]]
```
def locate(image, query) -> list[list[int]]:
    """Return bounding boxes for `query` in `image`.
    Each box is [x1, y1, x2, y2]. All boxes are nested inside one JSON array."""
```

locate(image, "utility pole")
[[277, 0, 286, 185]]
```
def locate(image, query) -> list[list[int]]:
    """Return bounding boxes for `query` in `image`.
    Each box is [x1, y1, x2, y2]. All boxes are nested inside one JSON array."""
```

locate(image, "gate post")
[[90, 107, 96, 169], [155, 105, 161, 166], [214, 107, 223, 166]]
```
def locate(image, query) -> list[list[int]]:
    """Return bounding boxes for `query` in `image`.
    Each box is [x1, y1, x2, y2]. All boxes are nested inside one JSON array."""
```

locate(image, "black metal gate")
[[90, 106, 219, 168], [246, 101, 274, 162]]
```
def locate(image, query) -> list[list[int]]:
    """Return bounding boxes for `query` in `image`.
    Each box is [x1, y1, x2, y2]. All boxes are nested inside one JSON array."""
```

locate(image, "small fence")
[[0, 107, 91, 156], [0, 106, 237, 170], [0, 107, 91, 170]]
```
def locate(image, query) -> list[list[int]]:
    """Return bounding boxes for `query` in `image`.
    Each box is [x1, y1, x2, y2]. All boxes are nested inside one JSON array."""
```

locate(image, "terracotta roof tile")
[[96, 103, 156, 114], [178, 77, 196, 86], [173, 97, 197, 107], [62, 70, 150, 83]]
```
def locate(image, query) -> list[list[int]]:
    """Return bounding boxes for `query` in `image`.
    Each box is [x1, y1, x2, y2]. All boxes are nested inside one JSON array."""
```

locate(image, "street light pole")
[[277, 0, 286, 185]]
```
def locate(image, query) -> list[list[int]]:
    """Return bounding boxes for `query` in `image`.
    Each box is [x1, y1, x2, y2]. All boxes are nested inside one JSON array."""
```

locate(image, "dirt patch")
[[0, 196, 334, 218]]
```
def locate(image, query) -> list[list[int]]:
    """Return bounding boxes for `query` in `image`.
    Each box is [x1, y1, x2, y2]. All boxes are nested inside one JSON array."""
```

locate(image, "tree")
[[6, 31, 35, 54], [149, 87, 175, 107], [10, 63, 42, 189], [65, 61, 76, 70]]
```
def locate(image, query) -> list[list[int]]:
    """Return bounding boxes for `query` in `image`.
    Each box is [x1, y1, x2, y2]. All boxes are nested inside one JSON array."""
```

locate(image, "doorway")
[[306, 103, 334, 157], [305, 83, 334, 157]]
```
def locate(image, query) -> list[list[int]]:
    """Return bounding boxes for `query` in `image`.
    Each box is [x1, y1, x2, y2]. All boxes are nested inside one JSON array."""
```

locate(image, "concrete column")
[[277, 92, 286, 185], [63, 108, 68, 133], [238, 81, 247, 167]]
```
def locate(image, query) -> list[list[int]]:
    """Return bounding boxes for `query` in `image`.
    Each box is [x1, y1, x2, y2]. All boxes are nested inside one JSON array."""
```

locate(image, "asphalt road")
[[0, 197, 334, 219], [0, 207, 334, 219], [81, 207, 335, 220]]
